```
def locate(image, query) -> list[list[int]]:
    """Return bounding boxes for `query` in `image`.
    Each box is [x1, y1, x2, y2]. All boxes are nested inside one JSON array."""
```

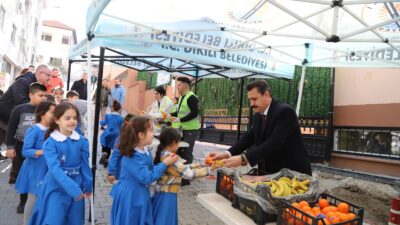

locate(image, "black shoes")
[[17, 202, 25, 214], [8, 177, 16, 184], [99, 153, 108, 168], [180, 179, 190, 186]]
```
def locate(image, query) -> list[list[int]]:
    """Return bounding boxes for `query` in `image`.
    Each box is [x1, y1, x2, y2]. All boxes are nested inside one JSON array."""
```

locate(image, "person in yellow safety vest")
[[169, 77, 200, 186], [145, 86, 174, 120]]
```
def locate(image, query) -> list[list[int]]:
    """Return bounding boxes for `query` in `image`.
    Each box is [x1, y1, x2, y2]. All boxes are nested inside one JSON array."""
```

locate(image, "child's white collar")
[[50, 130, 80, 142], [135, 147, 149, 155], [36, 123, 48, 131]]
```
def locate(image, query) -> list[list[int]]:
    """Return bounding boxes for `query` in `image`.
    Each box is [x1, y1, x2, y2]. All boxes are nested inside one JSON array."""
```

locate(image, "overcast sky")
[[42, 0, 91, 42]]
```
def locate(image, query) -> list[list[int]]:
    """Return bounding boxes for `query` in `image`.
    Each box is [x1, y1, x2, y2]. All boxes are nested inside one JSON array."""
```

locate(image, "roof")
[[43, 20, 75, 31], [42, 20, 77, 44]]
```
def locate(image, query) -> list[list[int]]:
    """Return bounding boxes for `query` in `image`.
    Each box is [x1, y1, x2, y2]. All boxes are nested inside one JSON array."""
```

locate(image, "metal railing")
[[199, 116, 250, 145], [198, 116, 333, 160], [333, 126, 400, 160]]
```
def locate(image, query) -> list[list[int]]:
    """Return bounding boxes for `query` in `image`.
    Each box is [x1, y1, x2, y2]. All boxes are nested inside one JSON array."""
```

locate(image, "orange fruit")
[[318, 199, 330, 209], [318, 218, 330, 225], [312, 207, 321, 214], [326, 211, 336, 218], [347, 212, 356, 220], [299, 201, 309, 208], [291, 203, 301, 214], [327, 215, 340, 224], [322, 206, 335, 214], [302, 206, 312, 212], [337, 202, 350, 214], [338, 213, 349, 222], [292, 202, 301, 209], [204, 156, 214, 166]]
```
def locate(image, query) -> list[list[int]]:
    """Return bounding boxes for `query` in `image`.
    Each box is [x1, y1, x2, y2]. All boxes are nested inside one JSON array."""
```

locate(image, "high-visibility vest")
[[176, 91, 200, 130]]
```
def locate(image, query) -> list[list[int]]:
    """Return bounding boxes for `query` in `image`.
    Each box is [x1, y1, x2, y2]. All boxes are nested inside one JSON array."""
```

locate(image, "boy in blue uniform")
[[15, 101, 56, 225], [5, 82, 47, 213], [28, 103, 93, 225], [99, 100, 123, 168]]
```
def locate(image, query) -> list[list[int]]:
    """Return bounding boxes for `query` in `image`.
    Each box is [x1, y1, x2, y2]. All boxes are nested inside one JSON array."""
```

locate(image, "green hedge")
[[196, 66, 332, 117], [137, 71, 158, 89]]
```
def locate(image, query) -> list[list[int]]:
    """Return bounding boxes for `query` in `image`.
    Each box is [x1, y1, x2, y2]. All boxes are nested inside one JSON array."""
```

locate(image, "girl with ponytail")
[[110, 116, 179, 225], [28, 102, 92, 225], [151, 128, 217, 225]]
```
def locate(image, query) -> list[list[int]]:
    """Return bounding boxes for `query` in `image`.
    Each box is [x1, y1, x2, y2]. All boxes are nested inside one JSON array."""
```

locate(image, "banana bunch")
[[264, 176, 310, 197]]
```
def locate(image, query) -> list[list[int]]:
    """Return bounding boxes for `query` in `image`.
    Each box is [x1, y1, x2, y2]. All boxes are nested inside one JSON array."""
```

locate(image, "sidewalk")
[[0, 141, 226, 225]]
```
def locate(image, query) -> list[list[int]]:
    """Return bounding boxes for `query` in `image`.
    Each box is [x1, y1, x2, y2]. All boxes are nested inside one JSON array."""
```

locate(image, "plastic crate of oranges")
[[277, 193, 364, 225]]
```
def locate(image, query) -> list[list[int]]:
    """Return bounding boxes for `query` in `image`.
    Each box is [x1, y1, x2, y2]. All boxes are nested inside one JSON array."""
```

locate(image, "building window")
[[49, 57, 63, 67], [11, 24, 17, 44], [0, 5, 5, 30], [61, 36, 70, 45], [334, 128, 400, 159], [41, 33, 52, 42]]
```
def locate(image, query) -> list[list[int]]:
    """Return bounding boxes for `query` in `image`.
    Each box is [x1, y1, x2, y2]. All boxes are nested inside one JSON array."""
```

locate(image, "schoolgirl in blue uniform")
[[15, 101, 56, 225], [99, 100, 123, 168], [110, 116, 179, 225], [107, 113, 135, 183], [28, 102, 93, 225]]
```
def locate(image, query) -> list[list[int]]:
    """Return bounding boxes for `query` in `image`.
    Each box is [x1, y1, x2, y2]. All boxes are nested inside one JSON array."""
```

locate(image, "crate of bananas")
[[233, 168, 318, 214]]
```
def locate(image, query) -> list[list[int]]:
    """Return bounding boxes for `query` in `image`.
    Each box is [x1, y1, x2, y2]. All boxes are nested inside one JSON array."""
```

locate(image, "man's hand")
[[169, 117, 180, 122], [209, 151, 229, 161], [6, 149, 16, 159], [222, 155, 243, 168]]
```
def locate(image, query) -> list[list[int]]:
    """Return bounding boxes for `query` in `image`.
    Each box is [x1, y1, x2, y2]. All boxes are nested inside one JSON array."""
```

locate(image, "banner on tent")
[[71, 18, 295, 79]]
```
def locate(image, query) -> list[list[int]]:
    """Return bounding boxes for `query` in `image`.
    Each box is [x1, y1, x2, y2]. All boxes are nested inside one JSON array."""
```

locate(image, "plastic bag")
[[233, 168, 318, 214]]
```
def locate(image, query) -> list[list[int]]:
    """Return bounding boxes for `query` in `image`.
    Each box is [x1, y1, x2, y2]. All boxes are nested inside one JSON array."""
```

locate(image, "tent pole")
[[86, 40, 96, 225], [194, 70, 199, 93], [295, 65, 307, 116], [295, 44, 310, 116], [67, 59, 72, 90], [236, 78, 244, 140], [91, 46, 105, 194]]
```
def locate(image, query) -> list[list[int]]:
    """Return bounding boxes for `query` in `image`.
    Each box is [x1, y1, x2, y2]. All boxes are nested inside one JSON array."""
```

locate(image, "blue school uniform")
[[28, 130, 93, 225], [100, 113, 123, 149], [108, 136, 121, 180], [110, 147, 167, 225], [15, 124, 48, 196]]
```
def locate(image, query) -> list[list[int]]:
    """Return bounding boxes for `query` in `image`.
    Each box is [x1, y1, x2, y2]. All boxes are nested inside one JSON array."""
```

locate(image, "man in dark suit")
[[211, 80, 312, 175], [71, 72, 88, 100]]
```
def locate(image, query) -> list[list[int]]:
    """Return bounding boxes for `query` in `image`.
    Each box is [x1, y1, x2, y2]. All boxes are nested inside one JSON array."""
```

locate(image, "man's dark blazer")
[[229, 99, 312, 175]]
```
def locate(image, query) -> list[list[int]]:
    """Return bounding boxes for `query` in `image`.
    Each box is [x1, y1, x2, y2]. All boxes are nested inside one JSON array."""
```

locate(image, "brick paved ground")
[[0, 141, 228, 225]]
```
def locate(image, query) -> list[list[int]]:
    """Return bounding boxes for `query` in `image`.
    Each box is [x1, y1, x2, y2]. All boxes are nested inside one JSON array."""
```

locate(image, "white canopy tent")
[[70, 1, 399, 223], [71, 0, 400, 113]]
